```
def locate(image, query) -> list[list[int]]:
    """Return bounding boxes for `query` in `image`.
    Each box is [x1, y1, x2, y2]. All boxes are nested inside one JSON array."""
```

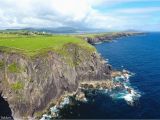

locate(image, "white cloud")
[[0, 0, 159, 31], [0, 0, 93, 28]]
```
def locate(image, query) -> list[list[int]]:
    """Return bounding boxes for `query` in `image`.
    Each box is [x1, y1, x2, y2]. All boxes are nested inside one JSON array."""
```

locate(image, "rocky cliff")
[[0, 43, 112, 119], [83, 32, 143, 44]]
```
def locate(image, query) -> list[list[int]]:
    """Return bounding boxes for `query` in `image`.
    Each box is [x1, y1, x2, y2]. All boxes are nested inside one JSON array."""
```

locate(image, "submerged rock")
[[75, 92, 87, 102]]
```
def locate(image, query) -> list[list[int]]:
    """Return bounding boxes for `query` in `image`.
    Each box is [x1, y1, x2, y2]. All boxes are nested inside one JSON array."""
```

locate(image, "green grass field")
[[0, 32, 95, 57], [74, 32, 117, 38]]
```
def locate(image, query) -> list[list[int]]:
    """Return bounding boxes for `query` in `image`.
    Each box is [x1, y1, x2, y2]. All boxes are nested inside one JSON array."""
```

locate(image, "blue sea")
[[56, 32, 160, 119]]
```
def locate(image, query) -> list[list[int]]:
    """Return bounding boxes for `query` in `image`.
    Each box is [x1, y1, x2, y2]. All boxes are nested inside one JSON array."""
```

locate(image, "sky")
[[0, 0, 160, 31]]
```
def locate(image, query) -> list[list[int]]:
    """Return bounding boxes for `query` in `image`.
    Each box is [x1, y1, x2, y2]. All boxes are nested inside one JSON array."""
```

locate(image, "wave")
[[109, 70, 141, 105]]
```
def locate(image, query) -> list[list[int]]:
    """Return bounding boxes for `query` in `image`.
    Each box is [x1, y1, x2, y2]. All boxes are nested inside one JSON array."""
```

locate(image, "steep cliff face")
[[84, 32, 143, 44], [0, 43, 111, 119]]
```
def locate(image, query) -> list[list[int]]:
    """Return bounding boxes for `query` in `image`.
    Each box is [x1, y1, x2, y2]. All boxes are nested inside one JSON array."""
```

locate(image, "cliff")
[[81, 32, 143, 44], [0, 43, 112, 119]]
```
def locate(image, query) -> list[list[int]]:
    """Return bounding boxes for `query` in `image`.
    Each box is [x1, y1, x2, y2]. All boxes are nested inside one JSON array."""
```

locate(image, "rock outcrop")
[[0, 43, 112, 119], [84, 32, 143, 44]]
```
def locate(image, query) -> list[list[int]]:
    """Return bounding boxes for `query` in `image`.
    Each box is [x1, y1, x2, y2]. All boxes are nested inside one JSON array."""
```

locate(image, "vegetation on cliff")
[[7, 63, 23, 73], [75, 32, 143, 44], [11, 81, 24, 91], [75, 32, 119, 38], [75, 32, 142, 38]]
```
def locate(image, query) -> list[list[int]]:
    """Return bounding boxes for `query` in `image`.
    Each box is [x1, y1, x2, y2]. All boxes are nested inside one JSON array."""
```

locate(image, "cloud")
[[0, 0, 159, 31], [0, 0, 93, 29]]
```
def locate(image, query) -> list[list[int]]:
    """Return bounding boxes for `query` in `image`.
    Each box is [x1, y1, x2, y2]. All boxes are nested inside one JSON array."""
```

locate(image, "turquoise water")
[[56, 32, 160, 119]]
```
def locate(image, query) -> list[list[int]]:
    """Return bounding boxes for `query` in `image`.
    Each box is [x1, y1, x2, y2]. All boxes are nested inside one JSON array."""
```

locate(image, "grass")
[[7, 63, 22, 73], [74, 32, 116, 38], [11, 81, 24, 91], [74, 32, 136, 39], [0, 61, 4, 70], [0, 33, 21, 38], [0, 33, 96, 57]]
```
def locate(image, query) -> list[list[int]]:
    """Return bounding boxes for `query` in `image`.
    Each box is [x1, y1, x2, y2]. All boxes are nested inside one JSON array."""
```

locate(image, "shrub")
[[11, 81, 24, 91], [8, 63, 21, 73], [0, 61, 4, 70]]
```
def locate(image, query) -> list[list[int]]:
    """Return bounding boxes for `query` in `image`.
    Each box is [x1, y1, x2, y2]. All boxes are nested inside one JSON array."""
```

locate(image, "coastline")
[[40, 69, 140, 119], [39, 32, 143, 119], [83, 32, 145, 45]]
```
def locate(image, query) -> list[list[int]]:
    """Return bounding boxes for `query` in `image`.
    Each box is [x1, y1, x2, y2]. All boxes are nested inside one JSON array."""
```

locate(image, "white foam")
[[123, 73, 130, 80], [123, 89, 141, 105], [50, 106, 59, 113], [41, 97, 70, 119], [120, 75, 125, 79], [104, 89, 108, 93], [124, 85, 129, 89], [83, 98, 88, 102], [111, 71, 141, 105], [95, 42, 102, 44], [114, 76, 123, 81], [40, 114, 52, 120], [59, 97, 70, 108], [124, 93, 134, 103]]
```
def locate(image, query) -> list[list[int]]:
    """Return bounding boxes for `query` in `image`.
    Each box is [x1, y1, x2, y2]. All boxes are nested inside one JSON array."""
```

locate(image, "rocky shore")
[[40, 69, 135, 119], [40, 79, 116, 119], [84, 32, 144, 44]]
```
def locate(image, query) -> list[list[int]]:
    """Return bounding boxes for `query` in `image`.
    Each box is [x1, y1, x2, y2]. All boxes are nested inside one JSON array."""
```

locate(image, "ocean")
[[58, 32, 160, 119]]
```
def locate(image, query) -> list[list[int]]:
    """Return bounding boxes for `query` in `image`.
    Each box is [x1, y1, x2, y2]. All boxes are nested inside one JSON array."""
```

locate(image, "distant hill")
[[2, 27, 108, 34], [123, 29, 144, 32]]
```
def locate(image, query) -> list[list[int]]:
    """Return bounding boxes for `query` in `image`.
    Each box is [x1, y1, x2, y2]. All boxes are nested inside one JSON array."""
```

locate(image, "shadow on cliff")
[[0, 94, 13, 119]]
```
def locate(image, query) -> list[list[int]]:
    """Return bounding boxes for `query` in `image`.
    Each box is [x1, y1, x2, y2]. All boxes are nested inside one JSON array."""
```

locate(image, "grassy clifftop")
[[0, 32, 95, 57], [75, 32, 117, 38]]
